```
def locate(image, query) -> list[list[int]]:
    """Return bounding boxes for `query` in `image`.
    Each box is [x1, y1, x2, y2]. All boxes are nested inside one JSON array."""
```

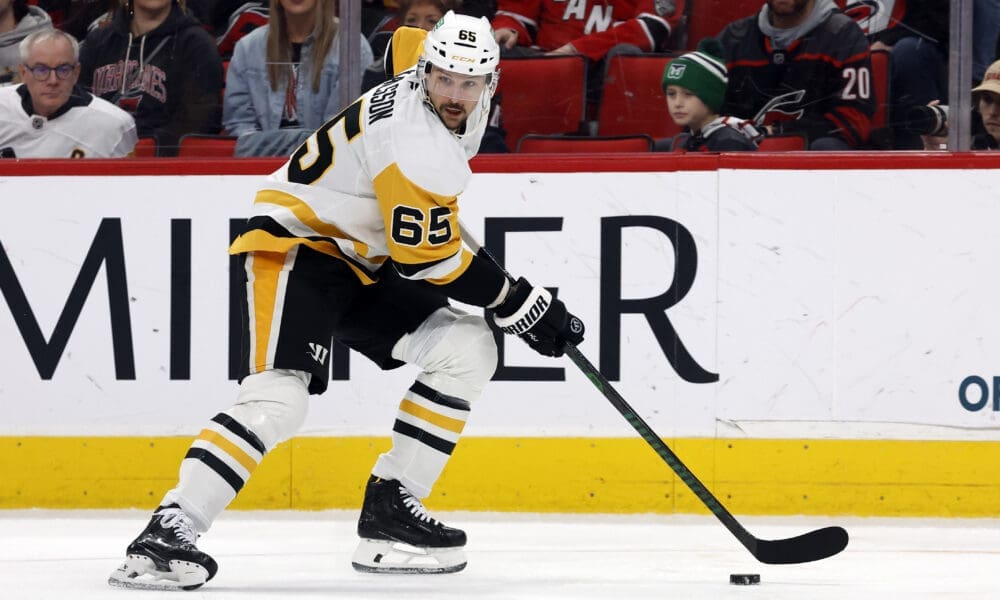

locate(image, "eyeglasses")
[[23, 63, 77, 81]]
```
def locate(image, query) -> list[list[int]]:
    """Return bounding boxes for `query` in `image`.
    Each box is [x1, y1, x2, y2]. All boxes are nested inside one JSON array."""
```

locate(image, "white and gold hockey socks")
[[161, 412, 267, 531], [372, 380, 470, 498]]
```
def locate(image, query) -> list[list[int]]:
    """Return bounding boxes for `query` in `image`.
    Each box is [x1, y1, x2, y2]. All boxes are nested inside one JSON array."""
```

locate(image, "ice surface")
[[1, 510, 998, 599]]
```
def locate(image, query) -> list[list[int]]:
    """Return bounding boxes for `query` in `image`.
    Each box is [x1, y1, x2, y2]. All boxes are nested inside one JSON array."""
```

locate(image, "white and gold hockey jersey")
[[230, 29, 504, 305], [0, 85, 137, 158]]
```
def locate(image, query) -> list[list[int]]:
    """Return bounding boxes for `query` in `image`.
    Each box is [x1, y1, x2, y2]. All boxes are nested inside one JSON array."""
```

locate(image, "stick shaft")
[[459, 220, 754, 546], [458, 219, 848, 564]]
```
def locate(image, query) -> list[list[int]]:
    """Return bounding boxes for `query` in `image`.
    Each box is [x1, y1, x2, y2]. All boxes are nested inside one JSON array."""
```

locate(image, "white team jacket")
[[0, 84, 137, 158]]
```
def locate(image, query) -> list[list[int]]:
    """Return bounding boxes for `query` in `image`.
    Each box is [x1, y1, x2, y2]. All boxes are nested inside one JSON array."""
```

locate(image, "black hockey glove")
[[492, 277, 585, 357]]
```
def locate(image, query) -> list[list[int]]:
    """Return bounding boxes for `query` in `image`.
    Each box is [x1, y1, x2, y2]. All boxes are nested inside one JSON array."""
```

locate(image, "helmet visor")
[[425, 67, 490, 102]]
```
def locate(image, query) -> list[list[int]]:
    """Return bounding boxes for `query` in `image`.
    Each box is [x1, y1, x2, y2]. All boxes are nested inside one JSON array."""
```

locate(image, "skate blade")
[[351, 538, 466, 574], [108, 554, 209, 591]]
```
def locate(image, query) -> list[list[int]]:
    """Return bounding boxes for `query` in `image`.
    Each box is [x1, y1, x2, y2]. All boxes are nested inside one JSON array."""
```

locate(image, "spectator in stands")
[[0, 0, 53, 85], [34, 0, 116, 41], [654, 38, 759, 152], [859, 0, 999, 87], [491, 0, 679, 105], [971, 61, 1000, 149], [718, 0, 874, 150], [0, 29, 136, 157], [79, 0, 223, 156], [866, 0, 948, 149], [400, 0, 451, 29], [223, 0, 373, 156], [491, 0, 676, 59], [211, 0, 269, 60], [921, 60, 1000, 151], [362, 0, 458, 91], [973, 0, 1000, 85], [364, 0, 493, 41]]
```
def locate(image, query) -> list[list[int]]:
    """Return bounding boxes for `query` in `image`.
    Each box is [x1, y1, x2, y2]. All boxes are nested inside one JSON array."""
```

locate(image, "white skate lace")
[[399, 488, 439, 525], [158, 508, 198, 545]]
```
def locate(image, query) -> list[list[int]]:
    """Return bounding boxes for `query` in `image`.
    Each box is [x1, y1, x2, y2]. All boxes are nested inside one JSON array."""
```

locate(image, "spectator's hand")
[[921, 133, 948, 150], [718, 116, 764, 142], [495, 28, 519, 49], [921, 100, 948, 150], [546, 43, 578, 56]]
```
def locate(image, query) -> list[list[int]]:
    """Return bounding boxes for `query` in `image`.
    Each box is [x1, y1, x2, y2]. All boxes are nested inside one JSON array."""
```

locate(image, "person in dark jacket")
[[717, 0, 874, 151], [654, 38, 759, 152], [866, 0, 949, 149], [79, 0, 223, 155]]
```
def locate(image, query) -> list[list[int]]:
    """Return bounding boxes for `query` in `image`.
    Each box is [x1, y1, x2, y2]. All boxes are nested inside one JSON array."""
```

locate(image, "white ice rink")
[[2, 510, 998, 599]]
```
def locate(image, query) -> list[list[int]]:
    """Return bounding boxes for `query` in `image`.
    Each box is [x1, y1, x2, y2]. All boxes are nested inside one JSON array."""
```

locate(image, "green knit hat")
[[661, 38, 728, 112]]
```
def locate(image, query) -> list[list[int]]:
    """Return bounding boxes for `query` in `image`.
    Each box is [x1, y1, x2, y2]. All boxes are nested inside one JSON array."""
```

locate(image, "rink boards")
[[1, 154, 999, 516]]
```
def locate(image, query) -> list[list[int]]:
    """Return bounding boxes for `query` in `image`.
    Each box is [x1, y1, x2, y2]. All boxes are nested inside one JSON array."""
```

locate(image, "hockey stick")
[[459, 221, 848, 565]]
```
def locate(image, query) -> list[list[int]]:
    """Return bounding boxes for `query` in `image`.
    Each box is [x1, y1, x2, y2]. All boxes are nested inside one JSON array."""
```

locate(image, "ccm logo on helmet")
[[450, 55, 476, 62]]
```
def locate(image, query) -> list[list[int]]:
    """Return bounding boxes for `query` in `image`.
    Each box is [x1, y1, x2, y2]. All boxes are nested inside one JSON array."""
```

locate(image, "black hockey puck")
[[729, 573, 761, 585]]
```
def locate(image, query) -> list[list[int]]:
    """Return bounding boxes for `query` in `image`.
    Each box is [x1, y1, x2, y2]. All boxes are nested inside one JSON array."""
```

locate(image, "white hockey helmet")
[[422, 11, 500, 78], [418, 11, 500, 138]]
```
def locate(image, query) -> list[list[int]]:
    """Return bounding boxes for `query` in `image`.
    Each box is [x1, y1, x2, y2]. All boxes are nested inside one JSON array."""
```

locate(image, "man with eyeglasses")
[[0, 29, 137, 157]]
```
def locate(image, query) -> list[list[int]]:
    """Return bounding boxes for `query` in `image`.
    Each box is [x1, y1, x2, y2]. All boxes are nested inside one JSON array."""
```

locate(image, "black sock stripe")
[[185, 447, 245, 494], [211, 413, 266, 454], [408, 381, 470, 411], [393, 420, 456, 455]]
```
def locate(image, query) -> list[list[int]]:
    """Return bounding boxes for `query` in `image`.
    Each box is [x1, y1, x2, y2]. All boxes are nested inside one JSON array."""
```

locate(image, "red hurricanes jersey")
[[492, 0, 680, 60]]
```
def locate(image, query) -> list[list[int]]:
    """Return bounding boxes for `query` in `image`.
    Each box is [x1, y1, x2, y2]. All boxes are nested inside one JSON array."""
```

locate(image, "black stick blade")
[[753, 526, 849, 564]]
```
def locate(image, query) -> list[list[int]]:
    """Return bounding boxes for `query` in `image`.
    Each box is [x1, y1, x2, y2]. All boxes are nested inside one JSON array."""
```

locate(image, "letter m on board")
[[0, 219, 135, 379]]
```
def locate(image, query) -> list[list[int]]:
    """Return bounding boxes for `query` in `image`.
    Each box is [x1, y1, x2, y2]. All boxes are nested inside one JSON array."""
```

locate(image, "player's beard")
[[435, 100, 468, 131]]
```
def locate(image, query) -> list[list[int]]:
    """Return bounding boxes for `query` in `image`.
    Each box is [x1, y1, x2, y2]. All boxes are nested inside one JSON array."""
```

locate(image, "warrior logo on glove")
[[498, 292, 550, 335], [492, 278, 585, 357]]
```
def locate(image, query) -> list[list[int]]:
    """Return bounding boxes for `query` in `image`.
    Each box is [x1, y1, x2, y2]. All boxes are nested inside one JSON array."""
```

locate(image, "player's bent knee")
[[229, 369, 310, 451], [394, 307, 497, 400], [446, 314, 498, 390]]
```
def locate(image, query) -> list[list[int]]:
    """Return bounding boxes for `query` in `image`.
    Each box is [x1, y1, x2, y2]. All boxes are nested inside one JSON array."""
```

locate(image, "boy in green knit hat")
[[655, 38, 759, 152]]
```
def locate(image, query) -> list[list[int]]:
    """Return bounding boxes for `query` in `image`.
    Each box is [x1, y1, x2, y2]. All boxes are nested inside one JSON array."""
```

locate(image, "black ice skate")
[[352, 475, 467, 574], [108, 504, 218, 591]]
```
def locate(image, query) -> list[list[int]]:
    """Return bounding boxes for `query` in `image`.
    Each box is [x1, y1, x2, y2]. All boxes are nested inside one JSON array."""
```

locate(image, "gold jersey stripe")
[[231, 230, 381, 285], [399, 399, 467, 434], [253, 189, 372, 259], [248, 251, 285, 370], [197, 428, 259, 474]]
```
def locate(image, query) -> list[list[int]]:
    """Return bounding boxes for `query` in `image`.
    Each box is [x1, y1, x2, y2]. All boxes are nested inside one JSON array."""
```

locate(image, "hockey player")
[[108, 12, 584, 591]]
